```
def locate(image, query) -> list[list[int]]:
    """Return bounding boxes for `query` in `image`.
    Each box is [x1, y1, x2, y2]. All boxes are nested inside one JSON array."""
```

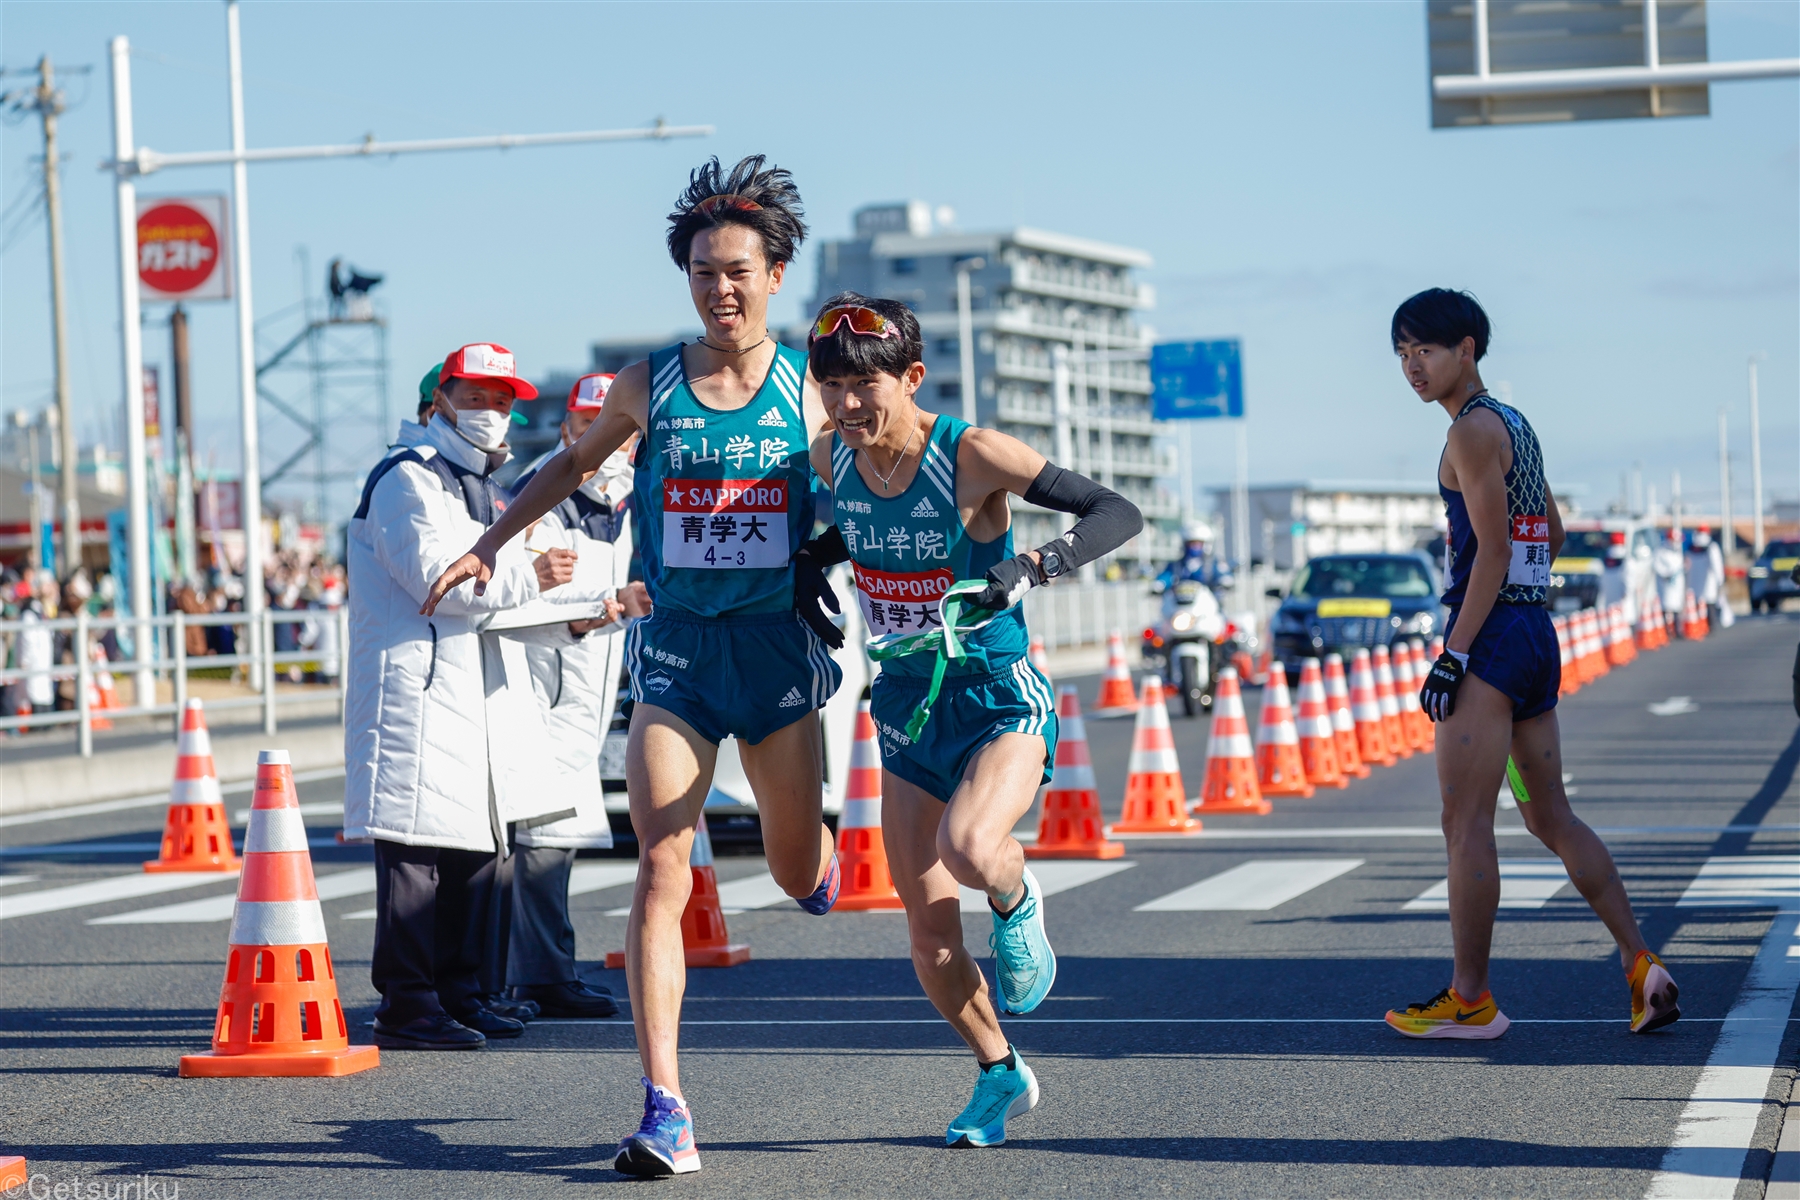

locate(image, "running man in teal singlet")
[[801, 294, 1142, 1148], [1385, 289, 1678, 1043], [424, 157, 842, 1178]]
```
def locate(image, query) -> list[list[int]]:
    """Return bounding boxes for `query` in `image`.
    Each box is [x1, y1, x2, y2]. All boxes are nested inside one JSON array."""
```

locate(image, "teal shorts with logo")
[[626, 608, 841, 745], [870, 657, 1059, 803]]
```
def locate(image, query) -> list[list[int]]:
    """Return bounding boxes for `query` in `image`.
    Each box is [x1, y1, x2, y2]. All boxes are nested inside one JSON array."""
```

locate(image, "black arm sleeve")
[[797, 524, 850, 567], [1021, 464, 1143, 574]]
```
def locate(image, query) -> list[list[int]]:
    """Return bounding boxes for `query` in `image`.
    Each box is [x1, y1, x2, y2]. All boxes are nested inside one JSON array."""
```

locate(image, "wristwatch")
[[1036, 543, 1068, 582]]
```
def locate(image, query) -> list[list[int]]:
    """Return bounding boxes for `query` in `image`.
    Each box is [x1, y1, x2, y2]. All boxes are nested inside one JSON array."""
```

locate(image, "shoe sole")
[[1632, 973, 1681, 1033], [614, 1140, 700, 1177], [948, 1075, 1041, 1147], [1385, 1012, 1511, 1040], [371, 1033, 485, 1051]]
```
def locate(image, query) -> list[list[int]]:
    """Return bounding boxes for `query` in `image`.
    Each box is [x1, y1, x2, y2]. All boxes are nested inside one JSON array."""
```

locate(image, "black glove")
[[967, 553, 1042, 611], [1419, 649, 1468, 722], [793, 527, 849, 650]]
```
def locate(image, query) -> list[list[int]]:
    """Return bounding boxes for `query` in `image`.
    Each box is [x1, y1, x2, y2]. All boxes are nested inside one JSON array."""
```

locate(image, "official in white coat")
[[503, 373, 647, 1017], [345, 343, 616, 1051], [1653, 533, 1686, 639], [1687, 530, 1728, 629]]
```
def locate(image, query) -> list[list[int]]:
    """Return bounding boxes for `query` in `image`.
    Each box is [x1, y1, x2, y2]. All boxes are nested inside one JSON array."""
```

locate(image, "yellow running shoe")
[[1628, 951, 1680, 1033], [1385, 986, 1510, 1040]]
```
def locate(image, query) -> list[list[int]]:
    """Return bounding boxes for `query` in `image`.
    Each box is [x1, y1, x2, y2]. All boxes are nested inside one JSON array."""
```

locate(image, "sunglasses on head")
[[695, 193, 763, 216], [810, 305, 900, 344]]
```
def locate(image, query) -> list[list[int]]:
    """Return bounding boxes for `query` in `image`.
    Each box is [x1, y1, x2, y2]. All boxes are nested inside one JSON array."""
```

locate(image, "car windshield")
[[1763, 541, 1800, 561], [1291, 558, 1433, 599], [1560, 531, 1617, 557]]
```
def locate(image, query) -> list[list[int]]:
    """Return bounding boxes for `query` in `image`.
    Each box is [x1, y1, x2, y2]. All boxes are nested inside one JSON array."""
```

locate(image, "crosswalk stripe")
[[1403, 859, 1570, 911], [1134, 859, 1363, 912], [87, 867, 376, 925], [1675, 856, 1800, 909], [0, 870, 241, 921], [953, 860, 1136, 914], [0, 876, 39, 889]]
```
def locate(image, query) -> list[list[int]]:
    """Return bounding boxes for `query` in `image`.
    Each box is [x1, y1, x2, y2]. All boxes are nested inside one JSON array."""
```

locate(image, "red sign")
[[853, 563, 955, 602], [661, 479, 788, 513], [137, 196, 231, 301]]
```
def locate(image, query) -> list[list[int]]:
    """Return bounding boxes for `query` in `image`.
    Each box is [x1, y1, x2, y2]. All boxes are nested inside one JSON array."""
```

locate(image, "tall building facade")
[[808, 203, 1179, 567]]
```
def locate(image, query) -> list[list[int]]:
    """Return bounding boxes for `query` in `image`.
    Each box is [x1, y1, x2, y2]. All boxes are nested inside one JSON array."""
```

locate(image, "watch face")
[[1041, 551, 1063, 578]]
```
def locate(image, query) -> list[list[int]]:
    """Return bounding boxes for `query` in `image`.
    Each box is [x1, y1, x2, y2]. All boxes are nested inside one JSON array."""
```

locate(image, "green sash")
[[866, 580, 1004, 740]]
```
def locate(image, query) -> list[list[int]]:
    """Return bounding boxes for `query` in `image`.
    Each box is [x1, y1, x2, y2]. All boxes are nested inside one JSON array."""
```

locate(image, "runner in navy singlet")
[[1385, 289, 1678, 1042]]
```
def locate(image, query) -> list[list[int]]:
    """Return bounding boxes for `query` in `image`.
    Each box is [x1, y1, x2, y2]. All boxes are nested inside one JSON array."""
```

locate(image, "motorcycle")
[[1142, 579, 1229, 716]]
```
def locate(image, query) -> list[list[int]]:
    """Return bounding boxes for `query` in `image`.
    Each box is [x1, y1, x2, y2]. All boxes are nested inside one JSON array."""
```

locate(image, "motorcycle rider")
[[1157, 520, 1234, 593]]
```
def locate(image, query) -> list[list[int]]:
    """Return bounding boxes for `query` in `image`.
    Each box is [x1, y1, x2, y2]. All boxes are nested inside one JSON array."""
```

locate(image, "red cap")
[[568, 373, 614, 412], [438, 343, 538, 400]]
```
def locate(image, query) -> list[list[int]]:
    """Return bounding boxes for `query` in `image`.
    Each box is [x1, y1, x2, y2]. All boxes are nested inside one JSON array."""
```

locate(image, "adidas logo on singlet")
[[757, 407, 787, 428], [778, 686, 805, 708], [910, 496, 939, 518]]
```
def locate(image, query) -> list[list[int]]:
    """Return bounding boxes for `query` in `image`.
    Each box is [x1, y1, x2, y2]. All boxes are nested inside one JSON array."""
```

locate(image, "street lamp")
[[954, 257, 985, 428]]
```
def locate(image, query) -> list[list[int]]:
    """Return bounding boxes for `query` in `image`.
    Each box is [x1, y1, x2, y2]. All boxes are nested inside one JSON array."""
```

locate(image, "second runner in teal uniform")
[[801, 293, 1142, 1149]]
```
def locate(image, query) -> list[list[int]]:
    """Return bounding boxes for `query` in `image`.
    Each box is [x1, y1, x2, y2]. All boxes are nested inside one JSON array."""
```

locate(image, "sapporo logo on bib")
[[1508, 513, 1550, 587], [854, 563, 954, 635], [663, 479, 790, 569]]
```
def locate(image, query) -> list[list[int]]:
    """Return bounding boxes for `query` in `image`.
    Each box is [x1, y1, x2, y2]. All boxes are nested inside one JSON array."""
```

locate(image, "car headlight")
[[1398, 612, 1435, 635], [1549, 574, 1565, 588], [1750, 567, 1769, 579], [1171, 611, 1195, 632]]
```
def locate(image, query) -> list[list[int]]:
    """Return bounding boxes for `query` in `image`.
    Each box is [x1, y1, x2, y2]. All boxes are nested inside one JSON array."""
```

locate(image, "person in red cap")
[[346, 341, 618, 1051], [501, 373, 647, 1019]]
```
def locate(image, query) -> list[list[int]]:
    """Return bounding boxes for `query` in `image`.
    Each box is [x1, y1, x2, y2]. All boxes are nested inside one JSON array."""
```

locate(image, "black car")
[[1748, 540, 1800, 613], [1269, 553, 1445, 680]]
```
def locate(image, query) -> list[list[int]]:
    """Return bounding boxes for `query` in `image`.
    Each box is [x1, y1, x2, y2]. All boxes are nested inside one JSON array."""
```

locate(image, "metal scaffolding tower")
[[254, 253, 389, 529]]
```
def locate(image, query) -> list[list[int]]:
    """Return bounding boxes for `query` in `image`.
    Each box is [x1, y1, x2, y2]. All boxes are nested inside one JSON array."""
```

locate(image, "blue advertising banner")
[[1151, 340, 1242, 421]]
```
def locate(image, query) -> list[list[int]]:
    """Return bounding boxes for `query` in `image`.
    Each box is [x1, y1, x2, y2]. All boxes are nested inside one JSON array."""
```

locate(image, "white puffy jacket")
[[342, 421, 612, 851], [512, 454, 634, 850]]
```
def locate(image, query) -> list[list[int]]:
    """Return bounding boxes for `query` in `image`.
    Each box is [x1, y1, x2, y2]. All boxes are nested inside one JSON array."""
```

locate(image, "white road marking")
[[714, 873, 795, 914], [1649, 696, 1699, 716], [0, 876, 39, 888], [88, 867, 375, 924], [0, 768, 344, 828], [1403, 859, 1571, 911], [1135, 859, 1363, 912], [954, 860, 1137, 914], [1676, 856, 1800, 910], [1645, 913, 1800, 1199], [1108, 823, 1800, 842], [1770, 1077, 1799, 1200], [0, 838, 343, 857], [0, 870, 240, 921]]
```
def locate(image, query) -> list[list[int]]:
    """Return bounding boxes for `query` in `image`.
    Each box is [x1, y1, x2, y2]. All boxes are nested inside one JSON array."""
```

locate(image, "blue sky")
[[3, 1, 1795, 525]]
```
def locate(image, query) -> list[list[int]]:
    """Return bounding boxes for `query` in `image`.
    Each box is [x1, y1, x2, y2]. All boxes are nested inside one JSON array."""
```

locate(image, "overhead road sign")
[[137, 195, 230, 301], [1427, 0, 1798, 129], [1152, 340, 1242, 421]]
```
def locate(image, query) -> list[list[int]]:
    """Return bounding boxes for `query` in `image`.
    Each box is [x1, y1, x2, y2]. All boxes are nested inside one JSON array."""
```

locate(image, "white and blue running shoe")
[[795, 852, 841, 915], [947, 1051, 1040, 1147], [614, 1077, 701, 1177], [990, 866, 1055, 1014]]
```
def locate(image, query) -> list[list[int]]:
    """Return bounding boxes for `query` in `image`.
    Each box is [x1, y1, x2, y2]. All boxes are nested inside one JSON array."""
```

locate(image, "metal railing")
[[1022, 580, 1162, 652], [0, 606, 347, 754]]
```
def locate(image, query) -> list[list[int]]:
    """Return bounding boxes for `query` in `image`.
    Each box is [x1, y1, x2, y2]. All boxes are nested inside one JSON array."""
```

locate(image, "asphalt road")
[[4, 615, 1798, 1198]]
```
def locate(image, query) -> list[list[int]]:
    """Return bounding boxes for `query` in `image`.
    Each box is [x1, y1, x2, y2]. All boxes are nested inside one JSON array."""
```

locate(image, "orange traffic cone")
[[607, 814, 751, 968], [1682, 590, 1706, 640], [1323, 653, 1369, 779], [1029, 634, 1052, 682], [1584, 609, 1610, 681], [1555, 615, 1580, 696], [1348, 649, 1394, 768], [1293, 658, 1346, 790], [1253, 663, 1314, 798], [1371, 646, 1412, 761], [1389, 642, 1429, 753], [1651, 592, 1671, 647], [1112, 675, 1201, 832], [834, 701, 904, 910], [1635, 598, 1658, 650], [180, 750, 378, 1077], [1604, 604, 1634, 667], [1093, 630, 1138, 716], [1028, 686, 1125, 859], [146, 699, 239, 873], [1430, 635, 1445, 660], [1192, 667, 1271, 815], [0, 1157, 24, 1192]]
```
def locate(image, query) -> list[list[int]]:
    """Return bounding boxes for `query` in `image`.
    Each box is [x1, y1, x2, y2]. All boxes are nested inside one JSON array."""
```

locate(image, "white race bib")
[[855, 563, 955, 638], [661, 478, 790, 569], [1508, 514, 1551, 587]]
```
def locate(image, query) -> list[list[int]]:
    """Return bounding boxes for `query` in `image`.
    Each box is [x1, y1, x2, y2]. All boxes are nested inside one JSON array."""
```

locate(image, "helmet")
[[1182, 520, 1215, 544]]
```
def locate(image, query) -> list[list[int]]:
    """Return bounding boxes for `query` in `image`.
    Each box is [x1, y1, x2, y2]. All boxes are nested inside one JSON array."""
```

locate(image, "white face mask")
[[451, 407, 511, 452]]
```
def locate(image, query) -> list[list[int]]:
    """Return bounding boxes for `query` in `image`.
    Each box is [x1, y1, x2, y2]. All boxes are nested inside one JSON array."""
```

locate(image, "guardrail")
[[1023, 580, 1162, 652], [0, 606, 346, 755]]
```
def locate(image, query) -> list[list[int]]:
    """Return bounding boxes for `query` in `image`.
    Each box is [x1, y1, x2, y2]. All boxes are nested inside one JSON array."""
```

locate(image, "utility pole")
[[954, 257, 984, 429], [3, 57, 89, 578], [172, 304, 197, 583], [1749, 355, 1765, 555], [1718, 408, 1734, 556]]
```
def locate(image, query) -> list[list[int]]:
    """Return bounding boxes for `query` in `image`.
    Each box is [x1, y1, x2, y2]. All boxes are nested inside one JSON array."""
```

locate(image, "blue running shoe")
[[989, 866, 1055, 1014], [795, 852, 841, 915], [947, 1051, 1040, 1147], [614, 1077, 701, 1177]]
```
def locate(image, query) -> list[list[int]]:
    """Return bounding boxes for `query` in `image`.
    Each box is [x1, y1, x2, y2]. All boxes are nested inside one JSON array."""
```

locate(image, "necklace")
[[863, 422, 918, 493], [696, 336, 769, 354]]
